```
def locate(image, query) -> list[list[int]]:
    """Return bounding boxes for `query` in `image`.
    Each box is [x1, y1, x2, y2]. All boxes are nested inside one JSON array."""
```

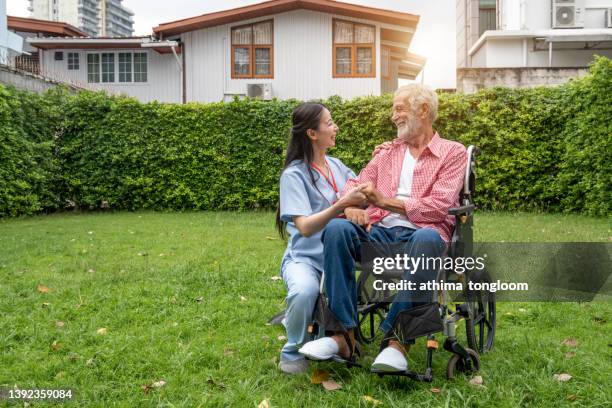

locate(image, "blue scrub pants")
[[280, 260, 321, 362]]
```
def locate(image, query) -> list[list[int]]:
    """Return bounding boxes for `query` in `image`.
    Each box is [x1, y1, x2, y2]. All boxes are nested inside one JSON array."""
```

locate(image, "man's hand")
[[337, 184, 367, 209], [361, 182, 385, 208], [344, 207, 371, 231]]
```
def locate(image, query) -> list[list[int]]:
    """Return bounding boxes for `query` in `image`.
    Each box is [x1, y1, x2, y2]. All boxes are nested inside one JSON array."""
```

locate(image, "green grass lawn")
[[0, 212, 610, 407]]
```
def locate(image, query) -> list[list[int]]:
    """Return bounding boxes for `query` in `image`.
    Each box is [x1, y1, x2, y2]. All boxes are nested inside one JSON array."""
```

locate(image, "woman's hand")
[[337, 185, 367, 209], [372, 141, 393, 157]]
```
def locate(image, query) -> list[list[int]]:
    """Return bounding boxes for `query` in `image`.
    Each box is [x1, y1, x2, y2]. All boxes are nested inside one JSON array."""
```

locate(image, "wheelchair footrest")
[[371, 368, 433, 382]]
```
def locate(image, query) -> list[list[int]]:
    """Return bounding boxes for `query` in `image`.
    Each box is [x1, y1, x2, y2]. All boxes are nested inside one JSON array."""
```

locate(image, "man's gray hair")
[[394, 84, 439, 123]]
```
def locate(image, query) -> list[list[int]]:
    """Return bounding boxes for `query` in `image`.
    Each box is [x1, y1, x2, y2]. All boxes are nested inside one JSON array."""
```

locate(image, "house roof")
[[7, 15, 88, 37], [153, 0, 420, 37], [26, 37, 182, 54]]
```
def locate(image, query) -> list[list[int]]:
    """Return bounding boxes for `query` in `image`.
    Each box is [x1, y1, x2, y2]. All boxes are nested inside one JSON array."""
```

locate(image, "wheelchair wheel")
[[465, 270, 496, 353], [446, 347, 480, 379]]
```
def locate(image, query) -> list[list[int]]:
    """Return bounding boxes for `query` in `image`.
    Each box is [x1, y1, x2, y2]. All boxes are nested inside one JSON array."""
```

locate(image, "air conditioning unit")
[[606, 8, 612, 28], [552, 0, 584, 29], [246, 83, 273, 100]]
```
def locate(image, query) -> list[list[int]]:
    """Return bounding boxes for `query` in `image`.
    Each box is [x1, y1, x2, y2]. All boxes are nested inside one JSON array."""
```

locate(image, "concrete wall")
[[457, 66, 590, 93], [470, 37, 612, 68], [499, 0, 612, 30], [183, 9, 385, 103], [0, 64, 80, 93]]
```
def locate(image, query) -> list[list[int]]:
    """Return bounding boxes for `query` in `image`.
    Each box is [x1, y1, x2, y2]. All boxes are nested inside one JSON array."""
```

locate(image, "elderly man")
[[299, 84, 467, 372]]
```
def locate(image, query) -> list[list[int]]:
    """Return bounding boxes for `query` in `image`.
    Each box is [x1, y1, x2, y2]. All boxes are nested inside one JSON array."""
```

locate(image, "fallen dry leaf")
[[37, 285, 50, 293], [363, 395, 382, 405], [277, 335, 287, 341], [87, 269, 95, 273], [518, 308, 527, 313], [151, 380, 166, 388], [265, 236, 278, 241], [561, 338, 579, 347], [223, 349, 234, 356], [85, 357, 95, 366], [430, 388, 441, 393], [195, 297, 203, 303], [565, 352, 576, 358], [553, 373, 572, 382], [261, 335, 270, 341], [240, 296, 247, 301], [322, 379, 342, 391], [258, 399, 270, 408], [270, 276, 282, 281], [96, 327, 108, 335], [310, 369, 330, 384], [51, 340, 63, 351], [566, 395, 577, 401], [469, 376, 484, 386], [56, 321, 65, 328], [206, 378, 226, 390], [42, 302, 51, 307]]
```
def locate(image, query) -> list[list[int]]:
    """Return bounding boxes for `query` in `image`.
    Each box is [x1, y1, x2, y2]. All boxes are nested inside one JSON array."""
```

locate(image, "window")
[[381, 46, 391, 79], [231, 20, 273, 78], [133, 53, 147, 82], [67, 52, 79, 70], [87, 53, 100, 83], [119, 52, 132, 82], [479, 0, 497, 36], [333, 19, 375, 78], [101, 53, 115, 83], [86, 52, 147, 83]]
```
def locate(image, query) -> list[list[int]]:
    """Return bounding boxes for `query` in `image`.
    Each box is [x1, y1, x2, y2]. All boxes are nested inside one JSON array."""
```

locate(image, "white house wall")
[[183, 9, 382, 103], [41, 48, 181, 102]]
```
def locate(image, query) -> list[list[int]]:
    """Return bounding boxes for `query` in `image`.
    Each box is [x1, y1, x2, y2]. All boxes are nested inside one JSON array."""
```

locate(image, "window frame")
[[230, 19, 274, 79], [332, 19, 376, 78], [86, 51, 148, 84], [67, 52, 79, 70]]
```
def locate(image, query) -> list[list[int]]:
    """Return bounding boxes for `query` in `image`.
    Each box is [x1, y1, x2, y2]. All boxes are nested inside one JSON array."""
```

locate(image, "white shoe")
[[371, 346, 408, 372], [298, 337, 339, 361]]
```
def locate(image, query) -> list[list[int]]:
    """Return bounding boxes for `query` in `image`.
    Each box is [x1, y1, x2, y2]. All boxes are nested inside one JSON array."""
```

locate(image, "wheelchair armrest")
[[448, 204, 475, 216]]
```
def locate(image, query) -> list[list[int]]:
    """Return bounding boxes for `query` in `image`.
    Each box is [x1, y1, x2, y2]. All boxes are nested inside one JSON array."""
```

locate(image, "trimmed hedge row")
[[0, 56, 610, 217]]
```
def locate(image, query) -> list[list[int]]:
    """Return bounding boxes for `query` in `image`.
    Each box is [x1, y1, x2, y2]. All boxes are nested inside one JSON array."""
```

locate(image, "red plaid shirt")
[[343, 133, 467, 242]]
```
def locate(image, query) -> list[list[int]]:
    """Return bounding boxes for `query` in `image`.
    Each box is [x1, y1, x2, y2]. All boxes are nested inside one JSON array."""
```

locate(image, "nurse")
[[275, 102, 367, 374]]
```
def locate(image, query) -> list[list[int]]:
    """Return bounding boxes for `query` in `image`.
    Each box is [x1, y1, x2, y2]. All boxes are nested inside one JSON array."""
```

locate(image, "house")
[[456, 0, 612, 92], [25, 0, 425, 103], [7, 15, 87, 75], [1, 0, 24, 64]]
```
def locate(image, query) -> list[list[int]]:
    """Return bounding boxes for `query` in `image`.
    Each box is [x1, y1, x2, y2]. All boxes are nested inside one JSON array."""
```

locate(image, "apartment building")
[[28, 0, 134, 37]]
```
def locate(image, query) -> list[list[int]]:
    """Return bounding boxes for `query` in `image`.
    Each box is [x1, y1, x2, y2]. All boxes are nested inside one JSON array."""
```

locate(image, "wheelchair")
[[306, 145, 497, 381]]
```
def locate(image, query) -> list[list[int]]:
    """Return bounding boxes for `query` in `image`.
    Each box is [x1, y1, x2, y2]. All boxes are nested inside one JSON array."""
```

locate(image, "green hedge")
[[0, 56, 610, 217]]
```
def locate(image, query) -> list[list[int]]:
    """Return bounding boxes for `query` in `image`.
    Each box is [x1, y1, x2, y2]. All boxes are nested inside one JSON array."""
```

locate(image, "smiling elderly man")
[[299, 84, 467, 372]]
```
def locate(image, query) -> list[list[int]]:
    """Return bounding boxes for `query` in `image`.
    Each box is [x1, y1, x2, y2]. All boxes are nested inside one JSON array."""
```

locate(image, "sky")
[[7, 0, 456, 88]]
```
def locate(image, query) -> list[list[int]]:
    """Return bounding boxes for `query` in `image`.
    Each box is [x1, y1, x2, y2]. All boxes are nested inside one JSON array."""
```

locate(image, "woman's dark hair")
[[275, 102, 328, 239]]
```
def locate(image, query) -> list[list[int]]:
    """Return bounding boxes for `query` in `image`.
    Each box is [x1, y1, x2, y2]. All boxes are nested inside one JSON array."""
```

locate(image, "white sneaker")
[[371, 346, 408, 372], [279, 358, 309, 375], [298, 337, 339, 360]]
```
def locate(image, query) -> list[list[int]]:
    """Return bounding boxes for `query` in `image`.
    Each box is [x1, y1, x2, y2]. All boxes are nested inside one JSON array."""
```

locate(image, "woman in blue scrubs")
[[275, 102, 367, 374]]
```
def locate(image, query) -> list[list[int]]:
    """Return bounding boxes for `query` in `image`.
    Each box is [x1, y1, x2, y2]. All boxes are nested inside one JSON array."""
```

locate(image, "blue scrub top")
[[280, 156, 356, 273]]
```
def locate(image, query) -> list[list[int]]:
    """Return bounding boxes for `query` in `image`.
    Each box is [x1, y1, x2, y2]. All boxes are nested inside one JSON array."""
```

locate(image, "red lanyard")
[[311, 160, 338, 194]]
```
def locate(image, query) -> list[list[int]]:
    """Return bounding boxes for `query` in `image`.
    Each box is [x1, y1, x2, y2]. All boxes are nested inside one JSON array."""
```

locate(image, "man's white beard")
[[396, 114, 422, 141]]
